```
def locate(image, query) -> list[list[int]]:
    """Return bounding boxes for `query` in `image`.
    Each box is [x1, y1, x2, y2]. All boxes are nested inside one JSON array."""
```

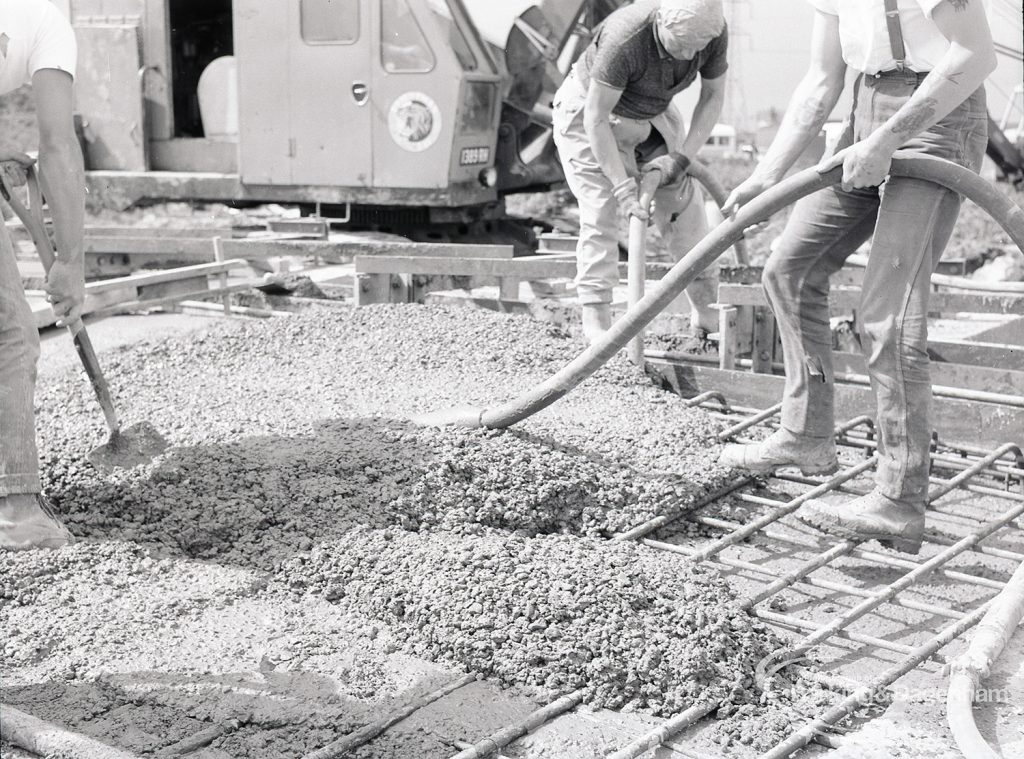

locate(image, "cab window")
[[422, 0, 477, 71], [300, 0, 359, 44], [381, 0, 435, 72]]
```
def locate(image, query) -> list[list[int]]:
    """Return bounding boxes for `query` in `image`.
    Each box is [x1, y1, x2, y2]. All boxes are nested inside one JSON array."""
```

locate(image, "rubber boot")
[[798, 490, 926, 555], [581, 303, 612, 345], [0, 494, 73, 551], [718, 428, 838, 476]]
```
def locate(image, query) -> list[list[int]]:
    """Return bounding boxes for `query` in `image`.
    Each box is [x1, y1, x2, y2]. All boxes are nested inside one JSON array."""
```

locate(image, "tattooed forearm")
[[889, 97, 939, 137], [792, 97, 829, 129], [948, 0, 969, 11]]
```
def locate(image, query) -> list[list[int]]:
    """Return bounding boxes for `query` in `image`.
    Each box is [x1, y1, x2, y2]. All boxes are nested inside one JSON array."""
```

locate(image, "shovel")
[[0, 167, 168, 472]]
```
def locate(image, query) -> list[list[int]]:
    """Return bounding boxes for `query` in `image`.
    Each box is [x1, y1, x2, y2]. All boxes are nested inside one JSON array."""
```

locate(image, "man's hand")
[[0, 152, 36, 188], [721, 175, 776, 218], [817, 136, 893, 191], [612, 177, 649, 220], [641, 152, 691, 186], [45, 258, 85, 328]]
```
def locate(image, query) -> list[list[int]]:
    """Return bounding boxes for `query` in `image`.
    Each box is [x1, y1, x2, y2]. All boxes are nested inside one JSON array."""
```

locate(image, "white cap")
[[658, 0, 726, 42]]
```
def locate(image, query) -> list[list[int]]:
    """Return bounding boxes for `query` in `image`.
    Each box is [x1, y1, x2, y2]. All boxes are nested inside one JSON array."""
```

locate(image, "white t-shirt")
[[0, 0, 76, 96], [807, 0, 951, 74]]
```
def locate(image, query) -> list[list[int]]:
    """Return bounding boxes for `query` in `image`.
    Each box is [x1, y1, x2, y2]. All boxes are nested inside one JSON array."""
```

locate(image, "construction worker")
[[719, 0, 995, 554], [552, 0, 728, 343], [0, 0, 85, 549]]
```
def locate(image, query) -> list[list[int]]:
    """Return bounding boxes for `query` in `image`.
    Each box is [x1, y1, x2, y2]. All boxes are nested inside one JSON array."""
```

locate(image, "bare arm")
[[722, 10, 846, 212], [33, 67, 84, 265], [679, 73, 726, 160], [583, 79, 630, 188], [836, 0, 996, 187], [33, 67, 85, 325]]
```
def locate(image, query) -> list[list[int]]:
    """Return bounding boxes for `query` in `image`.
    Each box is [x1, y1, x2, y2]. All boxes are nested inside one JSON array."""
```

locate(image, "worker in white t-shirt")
[[718, 0, 996, 554], [0, 0, 84, 550]]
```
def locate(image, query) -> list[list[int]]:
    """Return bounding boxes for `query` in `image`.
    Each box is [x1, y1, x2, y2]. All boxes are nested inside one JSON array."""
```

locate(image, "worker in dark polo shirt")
[[552, 0, 728, 343]]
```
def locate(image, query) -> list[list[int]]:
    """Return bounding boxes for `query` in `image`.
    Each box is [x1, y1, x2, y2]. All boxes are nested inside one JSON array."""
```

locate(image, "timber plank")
[[719, 283, 1024, 315], [645, 361, 1023, 449], [356, 255, 673, 281]]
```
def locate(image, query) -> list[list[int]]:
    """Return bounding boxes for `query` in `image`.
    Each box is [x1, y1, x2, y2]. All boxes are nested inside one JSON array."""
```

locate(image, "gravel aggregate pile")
[[35, 305, 731, 567], [282, 528, 784, 716]]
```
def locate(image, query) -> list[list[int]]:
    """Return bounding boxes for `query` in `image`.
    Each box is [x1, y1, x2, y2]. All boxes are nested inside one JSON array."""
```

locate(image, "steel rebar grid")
[[645, 534, 964, 619], [605, 701, 719, 759], [449, 691, 586, 759], [731, 485, 1024, 567], [644, 538, 961, 656], [758, 601, 993, 759], [696, 514, 1010, 591], [608, 428, 1020, 756], [689, 458, 877, 563], [754, 493, 1024, 678], [717, 402, 784, 441]]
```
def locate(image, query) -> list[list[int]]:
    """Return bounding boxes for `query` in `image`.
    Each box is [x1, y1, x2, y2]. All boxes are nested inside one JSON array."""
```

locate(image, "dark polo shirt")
[[573, 0, 729, 121]]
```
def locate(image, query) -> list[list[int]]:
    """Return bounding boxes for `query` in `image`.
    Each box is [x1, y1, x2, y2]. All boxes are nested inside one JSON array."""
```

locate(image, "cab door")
[[236, 0, 373, 187], [371, 0, 498, 190]]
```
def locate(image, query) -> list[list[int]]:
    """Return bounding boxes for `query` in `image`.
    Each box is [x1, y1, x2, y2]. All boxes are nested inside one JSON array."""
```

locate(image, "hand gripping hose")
[[413, 153, 1024, 429]]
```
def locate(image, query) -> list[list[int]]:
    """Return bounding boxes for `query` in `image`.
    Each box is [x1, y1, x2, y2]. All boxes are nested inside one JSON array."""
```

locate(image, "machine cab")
[[233, 0, 502, 201], [70, 0, 503, 206]]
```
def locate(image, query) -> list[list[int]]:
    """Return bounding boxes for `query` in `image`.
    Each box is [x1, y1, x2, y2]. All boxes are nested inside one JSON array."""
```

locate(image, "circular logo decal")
[[388, 92, 442, 152]]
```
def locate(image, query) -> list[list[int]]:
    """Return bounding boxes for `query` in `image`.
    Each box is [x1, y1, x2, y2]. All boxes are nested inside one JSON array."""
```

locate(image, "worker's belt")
[[864, 69, 931, 87]]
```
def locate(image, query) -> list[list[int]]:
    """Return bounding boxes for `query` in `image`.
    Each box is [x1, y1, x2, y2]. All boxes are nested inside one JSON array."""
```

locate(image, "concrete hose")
[[947, 558, 1024, 759], [415, 153, 1024, 430]]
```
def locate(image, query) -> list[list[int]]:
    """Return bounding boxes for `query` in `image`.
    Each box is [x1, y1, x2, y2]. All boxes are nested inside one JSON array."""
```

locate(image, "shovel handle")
[[0, 167, 120, 435]]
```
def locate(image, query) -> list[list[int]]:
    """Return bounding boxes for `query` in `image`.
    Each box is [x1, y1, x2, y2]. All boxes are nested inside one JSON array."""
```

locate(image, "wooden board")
[[356, 255, 673, 281], [718, 283, 1024, 316], [646, 361, 1024, 450]]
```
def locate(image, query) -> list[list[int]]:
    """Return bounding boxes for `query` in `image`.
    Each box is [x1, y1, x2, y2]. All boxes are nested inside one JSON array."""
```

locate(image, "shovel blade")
[[87, 421, 169, 473]]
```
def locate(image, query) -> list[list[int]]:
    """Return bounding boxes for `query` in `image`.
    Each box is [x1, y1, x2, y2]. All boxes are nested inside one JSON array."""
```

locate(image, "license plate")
[[459, 146, 490, 166]]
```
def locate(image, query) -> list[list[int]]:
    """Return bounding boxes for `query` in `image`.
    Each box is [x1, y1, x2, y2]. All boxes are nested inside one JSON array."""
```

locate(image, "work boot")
[[798, 490, 926, 555], [0, 494, 73, 551], [718, 428, 838, 476], [581, 303, 612, 344]]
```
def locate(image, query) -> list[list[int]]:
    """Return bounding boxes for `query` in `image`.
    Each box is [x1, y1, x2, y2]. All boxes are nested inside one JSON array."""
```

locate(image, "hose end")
[[410, 406, 486, 429]]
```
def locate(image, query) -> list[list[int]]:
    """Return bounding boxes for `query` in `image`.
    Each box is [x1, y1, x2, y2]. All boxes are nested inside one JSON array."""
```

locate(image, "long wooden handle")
[[0, 167, 119, 434]]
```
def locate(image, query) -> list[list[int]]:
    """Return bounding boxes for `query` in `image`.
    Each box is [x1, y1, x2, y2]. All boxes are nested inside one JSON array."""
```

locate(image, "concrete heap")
[[1, 304, 823, 755], [281, 528, 784, 716]]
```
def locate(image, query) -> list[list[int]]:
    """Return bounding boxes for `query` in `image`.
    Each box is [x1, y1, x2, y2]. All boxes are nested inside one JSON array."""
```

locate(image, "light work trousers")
[[552, 74, 714, 310], [0, 223, 42, 497]]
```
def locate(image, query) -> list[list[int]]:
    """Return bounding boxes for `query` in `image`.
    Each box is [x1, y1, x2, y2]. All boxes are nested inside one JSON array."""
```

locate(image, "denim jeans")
[[0, 224, 42, 497], [763, 73, 988, 502], [552, 73, 716, 315]]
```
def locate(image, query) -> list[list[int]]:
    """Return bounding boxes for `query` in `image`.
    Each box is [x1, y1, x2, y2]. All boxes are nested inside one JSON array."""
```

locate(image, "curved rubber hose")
[[947, 558, 1024, 759], [687, 159, 749, 265], [416, 154, 1024, 430], [479, 153, 1024, 429]]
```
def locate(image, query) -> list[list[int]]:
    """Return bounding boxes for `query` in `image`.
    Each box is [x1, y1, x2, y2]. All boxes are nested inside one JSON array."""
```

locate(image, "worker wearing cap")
[[552, 0, 728, 343], [0, 0, 85, 549], [719, 0, 995, 553]]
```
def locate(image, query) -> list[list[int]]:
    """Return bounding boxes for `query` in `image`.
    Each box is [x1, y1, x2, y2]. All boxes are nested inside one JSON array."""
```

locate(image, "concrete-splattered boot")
[[0, 494, 73, 551], [718, 428, 838, 476], [581, 303, 612, 344], [798, 490, 925, 555]]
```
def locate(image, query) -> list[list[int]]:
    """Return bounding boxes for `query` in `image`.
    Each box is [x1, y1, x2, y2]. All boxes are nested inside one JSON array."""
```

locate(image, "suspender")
[[882, 0, 907, 71]]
